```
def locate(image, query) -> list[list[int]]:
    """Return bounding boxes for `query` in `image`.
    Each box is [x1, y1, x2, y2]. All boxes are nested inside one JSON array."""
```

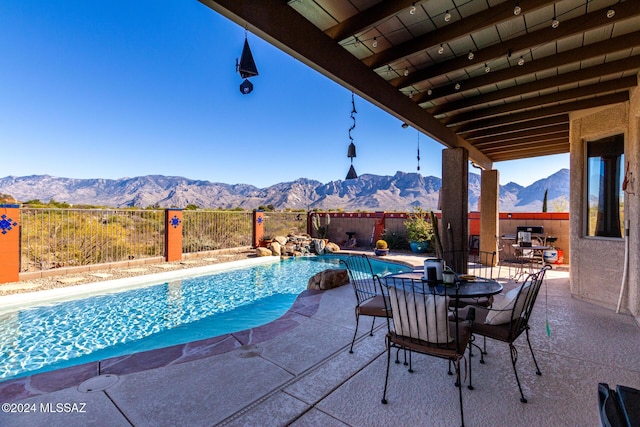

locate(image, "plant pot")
[[374, 248, 389, 256], [410, 241, 429, 253]]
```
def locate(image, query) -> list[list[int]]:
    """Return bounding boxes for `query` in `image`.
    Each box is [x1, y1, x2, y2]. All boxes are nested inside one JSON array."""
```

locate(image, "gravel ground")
[[0, 249, 256, 297]]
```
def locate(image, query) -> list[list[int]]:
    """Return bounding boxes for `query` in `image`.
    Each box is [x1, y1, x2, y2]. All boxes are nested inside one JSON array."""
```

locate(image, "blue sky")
[[1, 0, 568, 188]]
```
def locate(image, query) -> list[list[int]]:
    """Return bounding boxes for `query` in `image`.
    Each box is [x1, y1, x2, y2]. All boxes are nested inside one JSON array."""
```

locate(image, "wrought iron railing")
[[20, 209, 164, 272], [181, 210, 253, 253]]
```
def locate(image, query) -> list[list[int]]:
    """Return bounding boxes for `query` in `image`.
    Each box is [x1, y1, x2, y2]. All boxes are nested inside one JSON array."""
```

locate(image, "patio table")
[[384, 270, 502, 298]]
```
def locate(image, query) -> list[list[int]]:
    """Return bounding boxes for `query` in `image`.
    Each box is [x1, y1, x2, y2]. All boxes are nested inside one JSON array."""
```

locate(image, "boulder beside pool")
[[324, 242, 341, 253], [255, 247, 273, 257], [307, 269, 349, 290]]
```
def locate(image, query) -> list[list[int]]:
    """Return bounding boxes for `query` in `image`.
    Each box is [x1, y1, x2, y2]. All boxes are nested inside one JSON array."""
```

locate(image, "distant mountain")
[[0, 169, 570, 212]]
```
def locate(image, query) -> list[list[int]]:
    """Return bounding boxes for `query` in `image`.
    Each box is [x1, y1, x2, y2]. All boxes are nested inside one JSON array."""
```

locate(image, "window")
[[586, 135, 624, 238]]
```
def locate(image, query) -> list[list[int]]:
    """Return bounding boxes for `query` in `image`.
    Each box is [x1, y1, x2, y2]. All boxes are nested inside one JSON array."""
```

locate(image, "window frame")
[[583, 134, 625, 239]]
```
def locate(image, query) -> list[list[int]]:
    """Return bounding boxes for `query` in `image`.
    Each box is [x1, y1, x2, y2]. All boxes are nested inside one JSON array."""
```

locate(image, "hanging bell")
[[346, 164, 358, 180], [239, 79, 254, 94], [238, 37, 259, 79], [347, 142, 356, 159]]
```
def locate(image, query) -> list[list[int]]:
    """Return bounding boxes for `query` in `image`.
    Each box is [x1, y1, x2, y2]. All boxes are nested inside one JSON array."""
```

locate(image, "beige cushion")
[[389, 287, 452, 343], [484, 281, 531, 325]]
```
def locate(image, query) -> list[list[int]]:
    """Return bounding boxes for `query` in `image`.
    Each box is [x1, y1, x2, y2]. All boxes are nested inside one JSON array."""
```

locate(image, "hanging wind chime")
[[416, 131, 421, 171], [236, 30, 259, 94], [346, 93, 358, 180]]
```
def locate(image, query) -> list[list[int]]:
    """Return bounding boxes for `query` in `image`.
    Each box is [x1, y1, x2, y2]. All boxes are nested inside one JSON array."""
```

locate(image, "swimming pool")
[[0, 255, 409, 381]]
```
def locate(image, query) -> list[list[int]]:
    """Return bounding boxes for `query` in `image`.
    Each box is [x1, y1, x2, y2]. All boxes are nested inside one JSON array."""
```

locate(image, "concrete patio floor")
[[1, 256, 639, 426]]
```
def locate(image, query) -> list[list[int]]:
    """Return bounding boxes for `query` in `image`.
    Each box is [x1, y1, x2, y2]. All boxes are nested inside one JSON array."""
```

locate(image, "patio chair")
[[381, 276, 472, 427], [497, 236, 540, 282], [443, 249, 496, 308], [339, 254, 390, 353], [468, 264, 551, 403], [443, 249, 496, 280]]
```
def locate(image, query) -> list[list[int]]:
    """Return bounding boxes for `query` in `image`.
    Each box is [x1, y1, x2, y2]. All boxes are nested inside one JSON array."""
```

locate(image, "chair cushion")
[[471, 307, 515, 342], [357, 295, 391, 317], [388, 287, 452, 344], [484, 281, 531, 325], [388, 321, 471, 358]]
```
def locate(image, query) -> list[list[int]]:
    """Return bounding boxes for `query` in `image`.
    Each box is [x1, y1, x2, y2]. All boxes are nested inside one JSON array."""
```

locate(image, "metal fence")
[[18, 209, 299, 273], [182, 210, 253, 253], [263, 211, 307, 237], [20, 209, 165, 272]]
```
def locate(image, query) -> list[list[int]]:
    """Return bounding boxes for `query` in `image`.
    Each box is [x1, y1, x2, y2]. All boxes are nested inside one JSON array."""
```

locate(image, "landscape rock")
[[274, 236, 288, 246], [283, 242, 296, 255], [313, 239, 326, 254], [324, 242, 341, 253], [255, 247, 272, 257], [270, 241, 282, 256], [307, 269, 349, 290]]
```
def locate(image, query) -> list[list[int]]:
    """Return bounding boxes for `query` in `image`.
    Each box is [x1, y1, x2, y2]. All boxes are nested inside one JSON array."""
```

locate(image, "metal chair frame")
[[472, 265, 551, 403], [339, 254, 390, 353], [380, 276, 472, 427]]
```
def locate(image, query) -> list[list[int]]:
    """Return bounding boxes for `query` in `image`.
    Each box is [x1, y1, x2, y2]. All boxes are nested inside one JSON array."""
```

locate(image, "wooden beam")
[[479, 135, 569, 152], [363, 0, 555, 69], [455, 92, 629, 133], [471, 125, 569, 146], [325, 0, 414, 41], [460, 115, 569, 139], [412, 31, 640, 105], [392, 1, 640, 89], [490, 143, 570, 161], [431, 56, 640, 116], [445, 76, 638, 126]]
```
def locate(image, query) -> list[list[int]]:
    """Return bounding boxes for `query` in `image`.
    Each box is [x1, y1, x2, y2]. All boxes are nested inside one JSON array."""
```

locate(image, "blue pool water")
[[0, 255, 409, 381]]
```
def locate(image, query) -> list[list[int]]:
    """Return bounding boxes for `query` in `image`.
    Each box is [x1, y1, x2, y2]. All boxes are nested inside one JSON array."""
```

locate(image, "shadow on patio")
[[1, 268, 639, 426]]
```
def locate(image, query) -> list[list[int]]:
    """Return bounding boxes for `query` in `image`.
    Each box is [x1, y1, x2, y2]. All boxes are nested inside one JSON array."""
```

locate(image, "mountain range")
[[0, 169, 570, 212]]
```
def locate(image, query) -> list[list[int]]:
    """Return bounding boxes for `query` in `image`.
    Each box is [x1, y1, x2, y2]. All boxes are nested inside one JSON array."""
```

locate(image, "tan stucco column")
[[480, 169, 499, 264], [441, 148, 468, 256]]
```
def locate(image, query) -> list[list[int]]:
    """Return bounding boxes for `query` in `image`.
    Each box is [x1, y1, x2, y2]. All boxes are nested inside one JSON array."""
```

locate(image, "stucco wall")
[[569, 80, 640, 319]]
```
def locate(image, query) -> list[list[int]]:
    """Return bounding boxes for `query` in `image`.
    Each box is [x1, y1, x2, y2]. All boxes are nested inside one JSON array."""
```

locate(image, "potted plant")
[[374, 239, 389, 256], [404, 207, 434, 253]]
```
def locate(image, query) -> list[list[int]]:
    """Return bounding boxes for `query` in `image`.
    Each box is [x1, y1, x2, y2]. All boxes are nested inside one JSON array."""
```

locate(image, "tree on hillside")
[[542, 188, 548, 212]]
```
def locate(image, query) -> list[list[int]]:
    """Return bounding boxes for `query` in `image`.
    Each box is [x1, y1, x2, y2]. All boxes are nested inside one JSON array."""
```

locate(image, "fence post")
[[165, 209, 183, 262], [253, 210, 264, 248], [0, 204, 20, 283]]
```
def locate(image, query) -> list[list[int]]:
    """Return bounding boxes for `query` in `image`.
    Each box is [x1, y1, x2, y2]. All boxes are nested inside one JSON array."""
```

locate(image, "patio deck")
[[1, 257, 639, 426]]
